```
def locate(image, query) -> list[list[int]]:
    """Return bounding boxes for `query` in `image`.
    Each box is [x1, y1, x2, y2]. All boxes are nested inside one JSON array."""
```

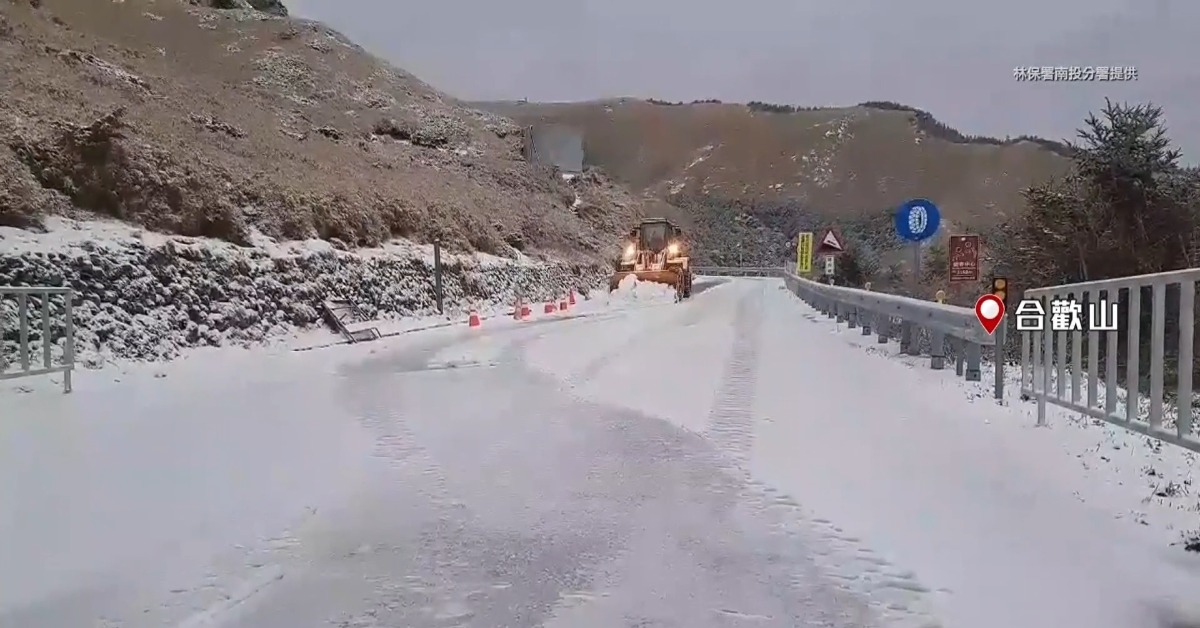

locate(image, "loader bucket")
[[609, 270, 682, 292]]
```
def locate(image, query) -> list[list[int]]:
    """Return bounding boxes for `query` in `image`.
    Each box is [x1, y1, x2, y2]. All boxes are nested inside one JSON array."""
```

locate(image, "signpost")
[[894, 198, 942, 290], [990, 276, 1008, 399], [816, 228, 844, 284], [948, 235, 980, 283], [894, 199, 941, 356], [796, 232, 814, 274], [816, 228, 845, 256]]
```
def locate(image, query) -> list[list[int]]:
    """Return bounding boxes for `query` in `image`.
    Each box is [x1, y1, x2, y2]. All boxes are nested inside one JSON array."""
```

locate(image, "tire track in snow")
[[245, 325, 605, 628], [507, 297, 883, 627], [326, 332, 500, 627], [563, 293, 723, 392], [703, 286, 764, 470], [344, 332, 477, 504], [738, 481, 946, 628], [162, 334, 478, 628], [316, 325, 629, 628], [209, 331, 498, 628], [692, 284, 945, 627], [746, 286, 947, 627]]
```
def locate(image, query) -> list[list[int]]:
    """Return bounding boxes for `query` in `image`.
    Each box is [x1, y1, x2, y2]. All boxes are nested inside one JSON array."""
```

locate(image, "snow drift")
[[594, 274, 680, 307]]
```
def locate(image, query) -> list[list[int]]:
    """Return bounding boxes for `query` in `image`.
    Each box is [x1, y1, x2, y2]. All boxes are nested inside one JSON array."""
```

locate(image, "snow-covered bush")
[[0, 237, 607, 369]]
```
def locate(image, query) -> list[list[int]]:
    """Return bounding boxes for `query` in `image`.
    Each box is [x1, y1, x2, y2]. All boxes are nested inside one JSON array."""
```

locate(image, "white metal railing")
[[1, 287, 75, 393], [781, 271, 1005, 396], [1021, 269, 1200, 453]]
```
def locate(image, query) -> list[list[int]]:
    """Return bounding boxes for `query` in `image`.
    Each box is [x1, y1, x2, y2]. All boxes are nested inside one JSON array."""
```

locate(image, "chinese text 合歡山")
[[1014, 298, 1120, 332]]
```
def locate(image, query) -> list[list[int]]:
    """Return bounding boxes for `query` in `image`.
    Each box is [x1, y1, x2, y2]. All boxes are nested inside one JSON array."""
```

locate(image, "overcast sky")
[[288, 0, 1198, 160]]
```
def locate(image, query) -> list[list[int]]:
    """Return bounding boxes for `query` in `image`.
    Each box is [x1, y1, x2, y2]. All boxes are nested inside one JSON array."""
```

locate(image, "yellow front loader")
[[609, 218, 693, 299]]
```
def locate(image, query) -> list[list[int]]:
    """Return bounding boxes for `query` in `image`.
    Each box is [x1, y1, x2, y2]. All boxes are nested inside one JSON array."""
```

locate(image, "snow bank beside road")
[[0, 218, 607, 371], [755, 282, 1200, 628], [813, 289, 1200, 550], [0, 335, 382, 627]]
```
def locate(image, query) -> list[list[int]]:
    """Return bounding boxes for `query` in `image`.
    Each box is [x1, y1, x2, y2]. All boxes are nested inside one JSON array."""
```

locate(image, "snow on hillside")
[[0, 217, 609, 372]]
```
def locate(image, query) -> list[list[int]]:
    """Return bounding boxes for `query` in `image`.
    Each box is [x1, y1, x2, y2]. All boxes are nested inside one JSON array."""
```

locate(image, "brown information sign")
[[948, 235, 980, 283]]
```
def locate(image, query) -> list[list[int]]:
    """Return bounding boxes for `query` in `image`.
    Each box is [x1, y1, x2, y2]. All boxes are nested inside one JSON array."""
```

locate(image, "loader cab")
[[638, 221, 670, 253], [629, 219, 682, 254]]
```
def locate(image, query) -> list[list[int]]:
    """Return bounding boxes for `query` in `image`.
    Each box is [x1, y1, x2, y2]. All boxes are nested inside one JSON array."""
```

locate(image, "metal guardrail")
[[693, 266, 782, 277], [1, 287, 75, 393], [703, 264, 1198, 454], [780, 271, 1003, 395], [1020, 269, 1200, 453]]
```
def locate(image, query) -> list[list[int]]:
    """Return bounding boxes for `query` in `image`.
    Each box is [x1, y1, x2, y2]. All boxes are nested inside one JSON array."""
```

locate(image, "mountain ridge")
[[476, 97, 1073, 231]]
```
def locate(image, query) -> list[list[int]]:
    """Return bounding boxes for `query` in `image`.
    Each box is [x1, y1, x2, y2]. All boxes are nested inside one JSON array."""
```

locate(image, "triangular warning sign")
[[819, 229, 844, 252]]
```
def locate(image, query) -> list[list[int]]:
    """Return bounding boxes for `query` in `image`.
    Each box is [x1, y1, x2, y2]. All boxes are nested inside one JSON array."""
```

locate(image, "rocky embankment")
[[0, 222, 606, 371]]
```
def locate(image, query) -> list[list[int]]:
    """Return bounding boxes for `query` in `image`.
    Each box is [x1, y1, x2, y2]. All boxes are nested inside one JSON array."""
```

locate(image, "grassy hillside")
[[0, 0, 640, 261]]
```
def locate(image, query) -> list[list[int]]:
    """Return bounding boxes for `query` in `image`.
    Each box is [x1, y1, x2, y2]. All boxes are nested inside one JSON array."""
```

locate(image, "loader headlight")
[[623, 243, 635, 259], [667, 242, 680, 255]]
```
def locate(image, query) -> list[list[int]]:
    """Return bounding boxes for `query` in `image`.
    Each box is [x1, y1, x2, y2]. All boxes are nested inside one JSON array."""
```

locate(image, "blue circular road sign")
[[894, 198, 941, 242]]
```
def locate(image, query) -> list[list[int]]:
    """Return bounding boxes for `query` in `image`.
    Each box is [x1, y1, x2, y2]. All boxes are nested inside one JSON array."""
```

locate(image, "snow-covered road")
[[3, 277, 1200, 627]]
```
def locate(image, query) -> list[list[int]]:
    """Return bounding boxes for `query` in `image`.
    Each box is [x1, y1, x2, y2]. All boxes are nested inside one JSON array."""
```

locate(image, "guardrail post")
[[847, 306, 858, 329], [965, 342, 982, 381], [899, 320, 914, 354], [827, 300, 836, 319], [40, 295, 51, 370], [994, 321, 1006, 400], [64, 293, 74, 393], [930, 331, 946, 369], [835, 302, 846, 323], [1178, 281, 1195, 440], [18, 293, 30, 371], [860, 309, 872, 335], [1125, 287, 1142, 424], [433, 239, 444, 315], [1103, 289, 1118, 416], [905, 324, 922, 356], [876, 314, 889, 344], [1038, 296, 1052, 426]]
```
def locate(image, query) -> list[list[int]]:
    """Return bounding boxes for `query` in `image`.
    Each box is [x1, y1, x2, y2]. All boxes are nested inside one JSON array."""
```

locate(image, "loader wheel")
[[681, 275, 693, 299]]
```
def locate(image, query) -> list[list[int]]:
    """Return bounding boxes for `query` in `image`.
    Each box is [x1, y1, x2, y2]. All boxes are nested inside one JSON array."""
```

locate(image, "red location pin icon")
[[975, 294, 1005, 334]]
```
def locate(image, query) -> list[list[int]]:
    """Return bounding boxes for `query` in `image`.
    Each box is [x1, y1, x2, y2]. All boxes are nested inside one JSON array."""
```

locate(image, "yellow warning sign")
[[796, 232, 814, 273]]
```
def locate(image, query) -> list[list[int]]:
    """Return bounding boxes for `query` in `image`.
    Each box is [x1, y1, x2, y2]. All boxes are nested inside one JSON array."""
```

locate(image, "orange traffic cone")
[[468, 309, 481, 327], [513, 296, 531, 320], [568, 290, 576, 306], [544, 301, 556, 314], [558, 295, 568, 310]]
